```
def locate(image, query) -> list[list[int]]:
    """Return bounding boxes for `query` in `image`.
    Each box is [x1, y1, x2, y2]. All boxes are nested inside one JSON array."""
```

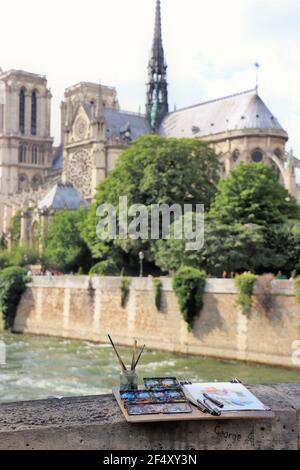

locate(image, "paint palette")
[[143, 377, 180, 390], [120, 388, 187, 405], [126, 403, 192, 416], [120, 376, 192, 416]]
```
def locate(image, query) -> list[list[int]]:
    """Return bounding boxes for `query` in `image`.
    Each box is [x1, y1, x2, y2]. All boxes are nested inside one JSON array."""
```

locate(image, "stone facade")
[[207, 130, 295, 194], [14, 277, 300, 369], [61, 82, 120, 199], [0, 69, 53, 195]]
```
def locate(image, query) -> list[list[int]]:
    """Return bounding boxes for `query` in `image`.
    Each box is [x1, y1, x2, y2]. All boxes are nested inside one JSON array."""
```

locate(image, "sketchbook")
[[183, 382, 268, 412]]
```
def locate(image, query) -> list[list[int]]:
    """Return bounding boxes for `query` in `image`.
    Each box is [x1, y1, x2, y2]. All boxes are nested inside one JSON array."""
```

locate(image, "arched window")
[[274, 148, 282, 159], [32, 145, 38, 164], [18, 144, 27, 163], [31, 90, 37, 135], [232, 149, 240, 163], [32, 174, 42, 190], [18, 174, 29, 191], [251, 148, 263, 163], [19, 88, 25, 134]]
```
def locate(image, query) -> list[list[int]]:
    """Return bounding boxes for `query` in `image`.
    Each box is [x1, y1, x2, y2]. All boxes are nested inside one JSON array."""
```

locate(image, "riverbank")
[[13, 276, 300, 369], [1, 382, 299, 450]]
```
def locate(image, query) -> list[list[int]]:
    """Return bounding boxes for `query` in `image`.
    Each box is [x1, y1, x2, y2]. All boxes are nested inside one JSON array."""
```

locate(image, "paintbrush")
[[133, 344, 145, 369], [131, 339, 137, 370], [108, 334, 127, 371]]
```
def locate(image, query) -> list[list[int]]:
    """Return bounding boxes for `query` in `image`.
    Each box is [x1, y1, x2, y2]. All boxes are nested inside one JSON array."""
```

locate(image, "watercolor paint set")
[[120, 377, 193, 416], [126, 402, 193, 416], [120, 388, 186, 405], [143, 377, 181, 390]]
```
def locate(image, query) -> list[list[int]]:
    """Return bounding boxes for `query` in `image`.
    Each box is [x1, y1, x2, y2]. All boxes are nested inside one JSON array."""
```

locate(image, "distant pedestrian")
[[222, 271, 228, 279], [276, 271, 287, 280]]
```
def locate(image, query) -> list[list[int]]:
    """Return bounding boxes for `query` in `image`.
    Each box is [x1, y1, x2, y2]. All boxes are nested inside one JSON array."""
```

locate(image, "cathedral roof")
[[103, 109, 152, 141], [37, 183, 87, 211], [159, 89, 288, 139], [51, 145, 64, 171]]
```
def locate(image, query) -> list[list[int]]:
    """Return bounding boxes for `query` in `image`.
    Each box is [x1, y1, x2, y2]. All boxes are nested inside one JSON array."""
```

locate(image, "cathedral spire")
[[146, 0, 169, 132]]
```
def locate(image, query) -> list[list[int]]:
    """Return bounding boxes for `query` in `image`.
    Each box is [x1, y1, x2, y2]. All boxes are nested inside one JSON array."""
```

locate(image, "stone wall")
[[14, 277, 300, 368], [0, 383, 300, 450]]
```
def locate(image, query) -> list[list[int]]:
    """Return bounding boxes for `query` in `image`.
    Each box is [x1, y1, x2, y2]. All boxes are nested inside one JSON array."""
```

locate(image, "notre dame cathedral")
[[0, 0, 299, 248]]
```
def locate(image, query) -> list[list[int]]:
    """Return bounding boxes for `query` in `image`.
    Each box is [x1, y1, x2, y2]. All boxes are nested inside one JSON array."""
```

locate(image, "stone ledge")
[[28, 276, 295, 295], [0, 383, 299, 450]]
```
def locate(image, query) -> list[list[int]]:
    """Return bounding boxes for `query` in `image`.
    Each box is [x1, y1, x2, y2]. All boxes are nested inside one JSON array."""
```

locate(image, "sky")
[[0, 0, 299, 155]]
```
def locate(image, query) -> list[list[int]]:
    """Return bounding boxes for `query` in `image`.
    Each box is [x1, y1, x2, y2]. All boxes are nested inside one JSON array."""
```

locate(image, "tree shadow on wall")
[[11, 287, 35, 333], [191, 294, 226, 341]]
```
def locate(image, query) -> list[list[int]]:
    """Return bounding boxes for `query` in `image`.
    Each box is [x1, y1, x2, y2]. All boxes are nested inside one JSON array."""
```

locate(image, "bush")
[[0, 266, 28, 330], [153, 278, 162, 311], [234, 273, 257, 315], [120, 278, 131, 307], [0, 246, 40, 270], [172, 267, 206, 330], [89, 260, 120, 277], [10, 245, 40, 267]]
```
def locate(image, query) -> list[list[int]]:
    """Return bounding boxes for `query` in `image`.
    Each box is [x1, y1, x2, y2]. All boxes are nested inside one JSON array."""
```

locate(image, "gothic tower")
[[0, 70, 53, 195], [146, 0, 169, 132]]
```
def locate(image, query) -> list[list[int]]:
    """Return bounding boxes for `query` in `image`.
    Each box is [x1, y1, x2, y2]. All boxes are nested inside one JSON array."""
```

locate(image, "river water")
[[0, 332, 299, 403]]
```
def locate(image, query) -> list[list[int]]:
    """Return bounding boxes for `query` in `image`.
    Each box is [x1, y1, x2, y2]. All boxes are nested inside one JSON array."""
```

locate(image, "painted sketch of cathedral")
[[0, 0, 299, 248]]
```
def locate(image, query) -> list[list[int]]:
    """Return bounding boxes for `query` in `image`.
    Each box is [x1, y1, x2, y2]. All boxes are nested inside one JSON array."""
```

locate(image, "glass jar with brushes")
[[108, 334, 145, 391]]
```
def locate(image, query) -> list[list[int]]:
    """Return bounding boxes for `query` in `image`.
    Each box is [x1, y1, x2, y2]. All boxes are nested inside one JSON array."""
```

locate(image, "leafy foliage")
[[153, 163, 300, 277], [89, 259, 120, 276], [82, 135, 220, 263], [0, 245, 40, 270], [43, 209, 92, 273], [210, 163, 300, 226], [9, 211, 21, 245], [153, 220, 280, 277], [0, 266, 28, 330], [172, 267, 206, 330], [120, 278, 131, 308], [234, 273, 257, 315], [153, 278, 162, 311]]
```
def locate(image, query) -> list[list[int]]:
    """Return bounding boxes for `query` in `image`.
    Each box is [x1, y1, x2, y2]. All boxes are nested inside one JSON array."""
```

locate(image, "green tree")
[[43, 209, 92, 273], [153, 219, 281, 276], [152, 161, 300, 276], [82, 135, 220, 263], [210, 163, 300, 226]]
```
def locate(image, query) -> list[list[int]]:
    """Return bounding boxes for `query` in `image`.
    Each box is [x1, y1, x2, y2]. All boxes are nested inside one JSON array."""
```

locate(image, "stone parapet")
[[0, 383, 299, 450]]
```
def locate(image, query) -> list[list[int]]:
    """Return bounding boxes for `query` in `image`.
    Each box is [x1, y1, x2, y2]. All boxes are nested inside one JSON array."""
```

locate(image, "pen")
[[194, 399, 208, 413], [203, 393, 224, 408], [202, 399, 222, 416]]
